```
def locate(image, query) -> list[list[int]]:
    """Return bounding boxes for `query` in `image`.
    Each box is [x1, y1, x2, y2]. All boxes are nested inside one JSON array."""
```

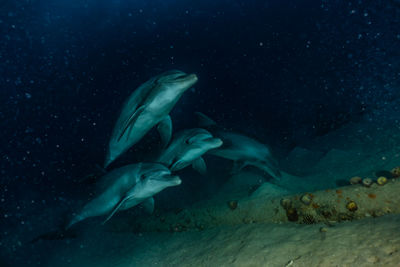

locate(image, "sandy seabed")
[[42, 213, 400, 267]]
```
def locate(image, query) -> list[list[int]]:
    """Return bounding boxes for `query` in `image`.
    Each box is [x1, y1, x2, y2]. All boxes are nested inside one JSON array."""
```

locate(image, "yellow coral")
[[377, 176, 388, 185], [391, 167, 400, 177], [346, 201, 358, 212]]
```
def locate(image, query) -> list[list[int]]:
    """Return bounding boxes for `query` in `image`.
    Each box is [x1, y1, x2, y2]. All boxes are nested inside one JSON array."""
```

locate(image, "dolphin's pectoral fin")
[[192, 157, 207, 175], [102, 196, 130, 225], [117, 105, 146, 142], [141, 197, 155, 214], [157, 115, 172, 147], [171, 159, 185, 171], [252, 159, 282, 180]]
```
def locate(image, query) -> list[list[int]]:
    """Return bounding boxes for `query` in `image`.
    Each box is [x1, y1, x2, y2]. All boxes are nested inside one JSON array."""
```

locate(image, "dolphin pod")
[[62, 70, 281, 229]]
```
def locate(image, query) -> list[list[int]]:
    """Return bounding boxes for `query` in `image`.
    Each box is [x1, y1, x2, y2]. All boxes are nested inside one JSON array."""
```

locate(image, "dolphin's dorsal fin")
[[192, 157, 207, 175], [141, 197, 155, 214], [195, 112, 217, 127], [118, 105, 146, 141], [157, 115, 172, 148]]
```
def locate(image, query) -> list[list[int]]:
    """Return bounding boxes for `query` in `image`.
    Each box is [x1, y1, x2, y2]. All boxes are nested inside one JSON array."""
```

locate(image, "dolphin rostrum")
[[156, 128, 223, 174], [66, 163, 181, 229], [195, 112, 281, 180], [104, 70, 198, 168]]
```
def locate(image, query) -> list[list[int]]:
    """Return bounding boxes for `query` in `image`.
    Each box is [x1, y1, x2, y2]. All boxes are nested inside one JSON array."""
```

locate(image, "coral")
[[302, 214, 316, 224], [280, 198, 292, 209], [338, 212, 353, 221], [312, 203, 320, 209], [300, 194, 312, 205], [286, 208, 299, 222], [362, 178, 373, 187], [317, 205, 335, 219], [377, 176, 388, 185], [391, 166, 400, 177], [349, 176, 362, 185], [346, 201, 358, 212]]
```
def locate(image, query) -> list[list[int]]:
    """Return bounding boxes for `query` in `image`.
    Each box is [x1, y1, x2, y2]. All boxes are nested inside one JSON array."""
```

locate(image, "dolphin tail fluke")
[[267, 159, 282, 179], [259, 162, 282, 180], [195, 112, 217, 127], [157, 115, 172, 148], [271, 167, 282, 179], [269, 171, 282, 182]]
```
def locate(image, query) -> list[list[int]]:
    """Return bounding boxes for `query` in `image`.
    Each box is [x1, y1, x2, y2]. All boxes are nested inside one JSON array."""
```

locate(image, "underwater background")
[[2, 0, 400, 266]]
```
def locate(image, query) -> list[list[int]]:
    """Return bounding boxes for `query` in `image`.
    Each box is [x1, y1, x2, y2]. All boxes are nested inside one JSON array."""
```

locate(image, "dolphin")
[[195, 112, 281, 180], [66, 163, 181, 229], [156, 128, 223, 174], [104, 70, 198, 168]]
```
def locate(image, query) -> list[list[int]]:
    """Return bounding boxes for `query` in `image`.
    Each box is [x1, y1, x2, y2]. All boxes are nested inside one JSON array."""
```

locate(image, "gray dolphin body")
[[196, 112, 281, 180], [156, 128, 223, 174], [66, 163, 181, 229], [104, 70, 198, 168]]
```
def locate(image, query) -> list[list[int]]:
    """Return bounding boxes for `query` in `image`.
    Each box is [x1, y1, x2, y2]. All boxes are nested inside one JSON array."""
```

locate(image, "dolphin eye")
[[186, 138, 195, 145], [140, 174, 147, 181]]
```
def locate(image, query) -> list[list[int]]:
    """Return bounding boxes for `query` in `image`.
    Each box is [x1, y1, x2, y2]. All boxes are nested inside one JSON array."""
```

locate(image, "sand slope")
[[44, 214, 400, 267]]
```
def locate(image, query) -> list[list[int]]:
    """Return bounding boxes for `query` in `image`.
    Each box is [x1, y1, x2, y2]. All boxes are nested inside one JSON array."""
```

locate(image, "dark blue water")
[[1, 0, 400, 266]]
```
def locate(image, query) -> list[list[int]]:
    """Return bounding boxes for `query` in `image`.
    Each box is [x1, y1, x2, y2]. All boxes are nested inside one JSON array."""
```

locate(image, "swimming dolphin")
[[66, 163, 181, 229], [156, 128, 223, 174], [195, 112, 281, 180], [104, 70, 198, 168]]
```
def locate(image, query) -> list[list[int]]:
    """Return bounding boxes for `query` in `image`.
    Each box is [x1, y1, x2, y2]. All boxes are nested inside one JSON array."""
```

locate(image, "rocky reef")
[[106, 175, 400, 233]]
